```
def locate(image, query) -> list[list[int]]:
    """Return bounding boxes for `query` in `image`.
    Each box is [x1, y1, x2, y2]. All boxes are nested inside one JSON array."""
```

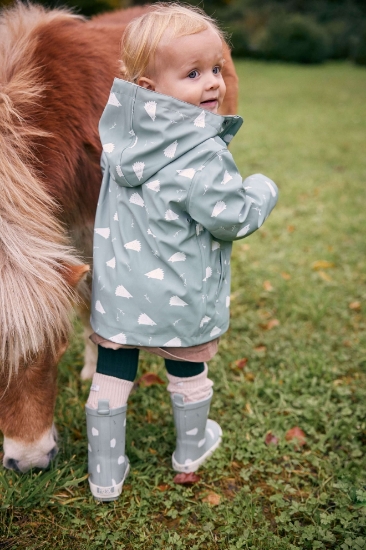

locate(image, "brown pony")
[[0, 3, 238, 472]]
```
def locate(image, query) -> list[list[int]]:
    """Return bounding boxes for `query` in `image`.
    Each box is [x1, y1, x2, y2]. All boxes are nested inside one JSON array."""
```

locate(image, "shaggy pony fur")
[[0, 2, 238, 470]]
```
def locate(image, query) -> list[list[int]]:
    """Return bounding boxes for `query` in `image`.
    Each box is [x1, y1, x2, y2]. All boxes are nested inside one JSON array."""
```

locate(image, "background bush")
[[258, 14, 331, 64], [229, 26, 251, 57], [0, 0, 366, 65], [351, 24, 366, 65]]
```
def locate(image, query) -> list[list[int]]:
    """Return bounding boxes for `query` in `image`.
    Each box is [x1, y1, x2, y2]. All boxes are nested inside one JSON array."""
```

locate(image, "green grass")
[[1, 61, 366, 549]]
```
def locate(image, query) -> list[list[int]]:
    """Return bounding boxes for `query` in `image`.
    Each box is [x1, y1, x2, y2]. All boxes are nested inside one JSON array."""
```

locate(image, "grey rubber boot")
[[171, 389, 222, 473], [85, 399, 129, 501]]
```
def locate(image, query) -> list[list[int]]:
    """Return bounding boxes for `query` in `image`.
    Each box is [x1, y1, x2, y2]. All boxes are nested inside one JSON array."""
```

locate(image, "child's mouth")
[[200, 99, 218, 111]]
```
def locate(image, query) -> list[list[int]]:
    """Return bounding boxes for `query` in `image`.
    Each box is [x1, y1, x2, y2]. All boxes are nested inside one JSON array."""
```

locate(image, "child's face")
[[138, 27, 226, 114]]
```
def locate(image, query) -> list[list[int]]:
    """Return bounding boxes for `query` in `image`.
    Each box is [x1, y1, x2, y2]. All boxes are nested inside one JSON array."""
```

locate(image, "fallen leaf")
[[254, 345, 266, 353], [349, 301, 361, 311], [258, 309, 271, 319], [312, 260, 335, 270], [287, 225, 295, 233], [136, 372, 165, 387], [285, 427, 306, 448], [261, 319, 280, 330], [263, 280, 273, 291], [148, 448, 157, 455], [233, 358, 248, 370], [173, 472, 201, 485], [281, 272, 291, 280], [318, 270, 332, 282], [241, 243, 250, 251], [244, 372, 255, 382], [245, 402, 253, 415], [265, 432, 279, 446], [202, 491, 221, 506], [343, 340, 352, 347]]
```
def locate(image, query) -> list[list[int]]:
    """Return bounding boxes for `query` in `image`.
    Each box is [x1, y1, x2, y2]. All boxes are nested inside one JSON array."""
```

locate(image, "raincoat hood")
[[99, 79, 243, 187]]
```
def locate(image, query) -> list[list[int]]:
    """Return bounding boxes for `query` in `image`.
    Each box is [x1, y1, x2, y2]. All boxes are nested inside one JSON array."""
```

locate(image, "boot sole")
[[89, 461, 130, 502], [172, 427, 222, 473]]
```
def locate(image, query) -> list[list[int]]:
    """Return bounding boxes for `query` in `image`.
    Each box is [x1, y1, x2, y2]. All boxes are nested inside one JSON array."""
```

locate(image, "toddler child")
[[86, 3, 278, 501]]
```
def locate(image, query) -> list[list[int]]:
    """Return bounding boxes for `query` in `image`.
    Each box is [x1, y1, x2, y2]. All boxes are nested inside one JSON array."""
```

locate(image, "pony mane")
[[0, 3, 84, 374]]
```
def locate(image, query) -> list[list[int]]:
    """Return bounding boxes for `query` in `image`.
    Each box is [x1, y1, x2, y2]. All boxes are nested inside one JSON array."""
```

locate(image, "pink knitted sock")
[[166, 363, 213, 403], [86, 373, 134, 409]]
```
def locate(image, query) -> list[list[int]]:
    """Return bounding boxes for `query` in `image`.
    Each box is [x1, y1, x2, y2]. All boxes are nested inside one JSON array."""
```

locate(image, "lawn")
[[1, 60, 365, 549]]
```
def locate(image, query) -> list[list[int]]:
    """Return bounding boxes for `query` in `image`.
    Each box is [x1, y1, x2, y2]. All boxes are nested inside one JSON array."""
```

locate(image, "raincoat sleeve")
[[187, 149, 278, 241]]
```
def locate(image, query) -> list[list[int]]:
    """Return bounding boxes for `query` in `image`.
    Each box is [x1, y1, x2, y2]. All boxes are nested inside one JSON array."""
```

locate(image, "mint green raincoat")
[[91, 79, 278, 348]]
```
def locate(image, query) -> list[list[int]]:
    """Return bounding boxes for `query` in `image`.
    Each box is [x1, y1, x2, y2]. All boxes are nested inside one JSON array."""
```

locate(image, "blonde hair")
[[121, 3, 224, 83]]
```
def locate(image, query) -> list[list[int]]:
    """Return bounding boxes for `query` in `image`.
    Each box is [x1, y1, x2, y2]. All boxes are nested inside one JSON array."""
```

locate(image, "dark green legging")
[[96, 345, 204, 381]]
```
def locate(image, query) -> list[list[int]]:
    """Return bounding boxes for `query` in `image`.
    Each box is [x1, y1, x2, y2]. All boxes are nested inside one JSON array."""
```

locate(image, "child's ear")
[[138, 77, 156, 91]]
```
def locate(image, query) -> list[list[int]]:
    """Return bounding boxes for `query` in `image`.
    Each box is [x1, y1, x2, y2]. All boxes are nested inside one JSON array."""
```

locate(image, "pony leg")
[[81, 321, 98, 380], [77, 303, 97, 380]]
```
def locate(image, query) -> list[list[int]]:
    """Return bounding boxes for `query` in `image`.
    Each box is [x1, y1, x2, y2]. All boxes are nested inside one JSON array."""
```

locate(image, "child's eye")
[[213, 66, 221, 75], [188, 70, 199, 79]]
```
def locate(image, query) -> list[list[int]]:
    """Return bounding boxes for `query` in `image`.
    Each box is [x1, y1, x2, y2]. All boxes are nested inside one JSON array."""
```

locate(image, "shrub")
[[351, 24, 366, 65], [229, 25, 251, 57], [325, 20, 354, 59], [259, 14, 331, 64]]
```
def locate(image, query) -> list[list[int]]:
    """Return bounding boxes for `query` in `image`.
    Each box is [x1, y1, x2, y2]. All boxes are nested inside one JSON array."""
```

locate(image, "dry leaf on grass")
[[136, 372, 165, 387], [201, 491, 221, 506], [263, 280, 274, 291], [318, 270, 332, 282], [254, 345, 266, 353], [349, 301, 361, 311], [287, 225, 295, 233], [281, 272, 291, 280], [173, 472, 201, 485], [311, 260, 335, 270], [285, 427, 306, 448], [233, 358, 248, 370], [265, 432, 279, 446], [261, 319, 280, 330], [245, 402, 253, 415]]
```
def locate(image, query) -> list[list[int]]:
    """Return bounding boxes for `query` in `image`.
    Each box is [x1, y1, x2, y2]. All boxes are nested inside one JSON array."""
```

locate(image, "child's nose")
[[205, 75, 220, 90]]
